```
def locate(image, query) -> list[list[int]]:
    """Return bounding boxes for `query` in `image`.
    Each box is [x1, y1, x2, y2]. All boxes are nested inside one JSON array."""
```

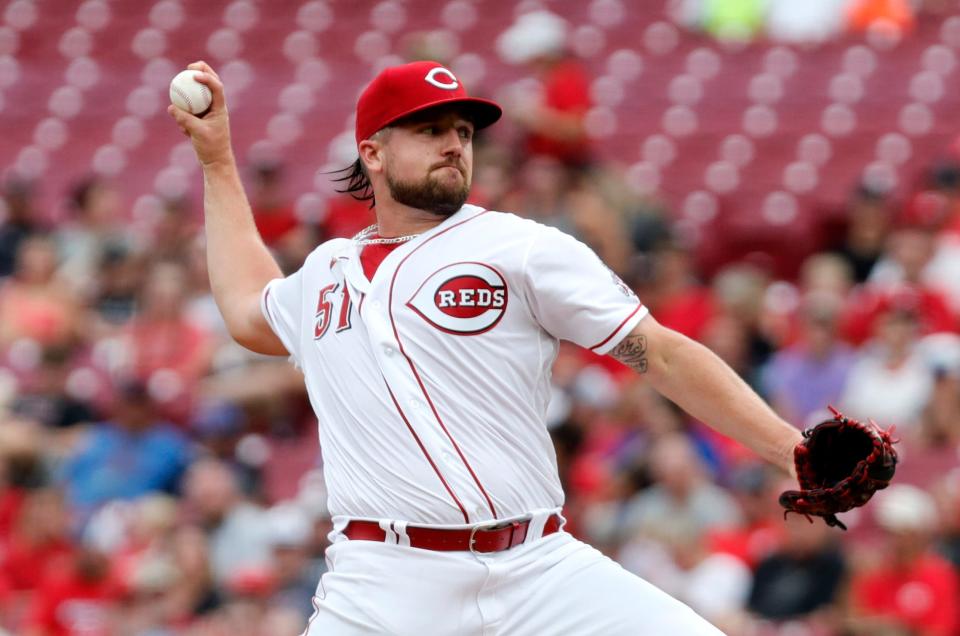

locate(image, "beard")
[[386, 166, 470, 217]]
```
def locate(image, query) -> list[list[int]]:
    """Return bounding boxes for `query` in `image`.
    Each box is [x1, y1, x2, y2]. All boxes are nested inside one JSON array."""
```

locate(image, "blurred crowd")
[[3, 4, 960, 636], [675, 0, 946, 45]]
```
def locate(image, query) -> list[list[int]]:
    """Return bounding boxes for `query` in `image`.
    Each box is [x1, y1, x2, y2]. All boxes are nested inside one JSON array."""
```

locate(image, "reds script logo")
[[407, 262, 507, 335]]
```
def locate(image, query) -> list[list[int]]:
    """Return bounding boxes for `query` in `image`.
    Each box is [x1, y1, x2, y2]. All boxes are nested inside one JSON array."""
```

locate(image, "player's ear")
[[358, 139, 384, 174]]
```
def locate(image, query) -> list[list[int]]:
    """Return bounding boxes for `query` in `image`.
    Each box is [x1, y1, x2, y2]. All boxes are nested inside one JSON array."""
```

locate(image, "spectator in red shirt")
[[496, 11, 593, 168], [848, 484, 959, 636], [858, 211, 959, 339], [319, 194, 377, 242], [249, 160, 320, 275], [0, 487, 75, 633], [706, 464, 786, 569], [0, 418, 73, 634], [122, 262, 213, 418], [843, 283, 956, 346], [643, 239, 717, 342], [1, 488, 75, 593], [24, 547, 122, 636], [249, 160, 299, 247]]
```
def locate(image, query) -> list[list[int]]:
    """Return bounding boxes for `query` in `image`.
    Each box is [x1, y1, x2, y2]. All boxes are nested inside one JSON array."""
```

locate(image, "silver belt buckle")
[[468, 521, 496, 555], [468, 516, 529, 555]]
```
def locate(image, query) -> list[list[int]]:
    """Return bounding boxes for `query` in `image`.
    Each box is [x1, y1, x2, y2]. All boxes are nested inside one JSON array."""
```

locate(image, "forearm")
[[168, 62, 287, 355], [657, 336, 800, 473], [202, 160, 282, 333], [613, 322, 802, 474]]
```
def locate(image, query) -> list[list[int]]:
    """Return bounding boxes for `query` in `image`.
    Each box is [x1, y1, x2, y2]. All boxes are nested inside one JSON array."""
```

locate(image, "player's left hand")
[[778, 406, 898, 530]]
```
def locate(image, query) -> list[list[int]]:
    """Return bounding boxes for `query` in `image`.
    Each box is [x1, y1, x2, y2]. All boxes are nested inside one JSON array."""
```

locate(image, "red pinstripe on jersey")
[[384, 377, 471, 523], [388, 211, 499, 520], [588, 303, 644, 352]]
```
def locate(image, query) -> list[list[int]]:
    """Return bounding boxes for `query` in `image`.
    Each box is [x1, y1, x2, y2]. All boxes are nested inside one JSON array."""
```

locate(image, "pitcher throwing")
[[169, 59, 814, 635]]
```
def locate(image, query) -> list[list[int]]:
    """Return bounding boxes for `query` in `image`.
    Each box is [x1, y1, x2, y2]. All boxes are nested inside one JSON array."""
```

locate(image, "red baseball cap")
[[355, 61, 502, 144]]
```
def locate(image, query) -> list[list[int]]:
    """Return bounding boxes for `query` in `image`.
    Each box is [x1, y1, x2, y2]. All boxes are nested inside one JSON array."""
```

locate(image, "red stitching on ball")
[[172, 84, 193, 113]]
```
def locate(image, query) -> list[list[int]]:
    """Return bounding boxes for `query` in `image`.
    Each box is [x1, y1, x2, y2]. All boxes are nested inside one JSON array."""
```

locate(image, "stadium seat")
[[58, 27, 93, 59], [899, 102, 934, 136], [297, 1, 334, 32], [591, 75, 625, 108], [571, 24, 606, 59], [662, 105, 698, 138], [782, 161, 819, 195], [223, 0, 259, 32], [829, 73, 865, 104], [763, 46, 799, 78], [4, 0, 38, 31], [747, 73, 784, 105], [743, 104, 778, 138], [149, 1, 186, 31], [909, 70, 945, 103], [940, 15, 960, 48], [921, 43, 956, 75], [821, 103, 858, 137], [111, 116, 146, 150], [843, 44, 878, 77], [704, 160, 740, 195], [440, 0, 478, 32], [641, 134, 677, 167], [206, 27, 244, 61], [606, 49, 643, 83], [796, 133, 833, 166], [686, 47, 722, 80], [667, 74, 702, 106], [644, 21, 679, 56], [875, 132, 912, 165], [719, 134, 755, 168], [131, 28, 167, 60], [76, 0, 111, 32]]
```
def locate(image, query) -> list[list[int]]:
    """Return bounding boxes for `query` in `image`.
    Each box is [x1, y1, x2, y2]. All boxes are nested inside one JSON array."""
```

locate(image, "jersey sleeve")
[[260, 268, 305, 366], [523, 225, 648, 354]]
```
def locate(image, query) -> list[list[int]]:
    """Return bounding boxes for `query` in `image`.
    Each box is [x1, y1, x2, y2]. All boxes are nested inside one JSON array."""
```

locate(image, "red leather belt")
[[344, 514, 562, 553]]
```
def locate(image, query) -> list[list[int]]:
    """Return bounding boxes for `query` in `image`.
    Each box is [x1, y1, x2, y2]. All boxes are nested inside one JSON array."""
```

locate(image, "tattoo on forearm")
[[610, 335, 648, 373]]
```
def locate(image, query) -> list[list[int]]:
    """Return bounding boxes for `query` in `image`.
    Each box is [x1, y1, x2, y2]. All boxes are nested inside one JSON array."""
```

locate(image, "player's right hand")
[[167, 61, 234, 169]]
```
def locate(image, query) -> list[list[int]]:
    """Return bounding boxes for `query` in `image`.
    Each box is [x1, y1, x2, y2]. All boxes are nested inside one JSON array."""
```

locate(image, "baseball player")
[[169, 60, 804, 635]]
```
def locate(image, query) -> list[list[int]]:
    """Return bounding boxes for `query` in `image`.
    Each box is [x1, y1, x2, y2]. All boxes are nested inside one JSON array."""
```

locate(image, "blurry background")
[[1, 0, 960, 634]]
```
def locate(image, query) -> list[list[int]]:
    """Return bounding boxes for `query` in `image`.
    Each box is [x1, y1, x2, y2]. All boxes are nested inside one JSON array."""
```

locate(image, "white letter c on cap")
[[424, 67, 459, 90]]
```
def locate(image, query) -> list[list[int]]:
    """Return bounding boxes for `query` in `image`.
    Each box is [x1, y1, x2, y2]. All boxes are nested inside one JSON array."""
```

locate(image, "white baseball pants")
[[302, 530, 725, 635]]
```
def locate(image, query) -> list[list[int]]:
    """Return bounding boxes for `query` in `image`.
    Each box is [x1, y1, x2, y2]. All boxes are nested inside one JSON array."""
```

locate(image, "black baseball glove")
[[779, 406, 898, 530]]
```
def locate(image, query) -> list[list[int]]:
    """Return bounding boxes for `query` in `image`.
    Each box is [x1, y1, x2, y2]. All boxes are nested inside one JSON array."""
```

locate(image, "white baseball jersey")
[[261, 204, 647, 527]]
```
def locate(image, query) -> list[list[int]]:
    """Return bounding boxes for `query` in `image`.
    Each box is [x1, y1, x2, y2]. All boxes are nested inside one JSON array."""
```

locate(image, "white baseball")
[[169, 70, 213, 115]]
